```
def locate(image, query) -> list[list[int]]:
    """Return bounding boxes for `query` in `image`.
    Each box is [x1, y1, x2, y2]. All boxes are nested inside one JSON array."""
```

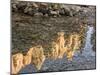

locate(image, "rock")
[[64, 9, 73, 16], [32, 3, 38, 8], [60, 5, 82, 16], [24, 7, 39, 16], [34, 12, 43, 16], [24, 7, 30, 13], [12, 3, 18, 12], [49, 10, 60, 17], [24, 7, 33, 15], [11, 0, 19, 4], [71, 6, 81, 12], [52, 4, 59, 10], [38, 8, 49, 16], [26, 3, 32, 7], [16, 2, 26, 13], [40, 3, 48, 7], [59, 8, 66, 16]]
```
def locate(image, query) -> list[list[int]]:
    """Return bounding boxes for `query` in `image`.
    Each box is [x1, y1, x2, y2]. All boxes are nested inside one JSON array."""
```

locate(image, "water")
[[19, 26, 96, 74], [82, 26, 95, 57]]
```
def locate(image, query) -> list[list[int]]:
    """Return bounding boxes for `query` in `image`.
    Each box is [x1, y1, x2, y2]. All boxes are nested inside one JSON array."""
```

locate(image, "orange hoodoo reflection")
[[66, 33, 81, 60], [50, 32, 81, 60], [12, 53, 24, 74], [12, 45, 45, 74], [50, 32, 66, 59], [11, 32, 81, 74]]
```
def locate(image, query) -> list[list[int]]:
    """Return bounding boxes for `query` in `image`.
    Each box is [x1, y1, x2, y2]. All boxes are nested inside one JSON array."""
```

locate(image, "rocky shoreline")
[[12, 1, 95, 17]]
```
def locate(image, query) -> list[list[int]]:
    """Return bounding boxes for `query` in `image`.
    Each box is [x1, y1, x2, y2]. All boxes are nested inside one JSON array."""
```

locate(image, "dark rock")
[[12, 3, 18, 12], [38, 8, 49, 16], [49, 10, 60, 17]]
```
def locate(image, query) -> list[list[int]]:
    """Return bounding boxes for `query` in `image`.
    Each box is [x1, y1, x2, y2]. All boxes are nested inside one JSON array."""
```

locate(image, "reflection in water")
[[19, 26, 96, 74], [82, 26, 95, 57]]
